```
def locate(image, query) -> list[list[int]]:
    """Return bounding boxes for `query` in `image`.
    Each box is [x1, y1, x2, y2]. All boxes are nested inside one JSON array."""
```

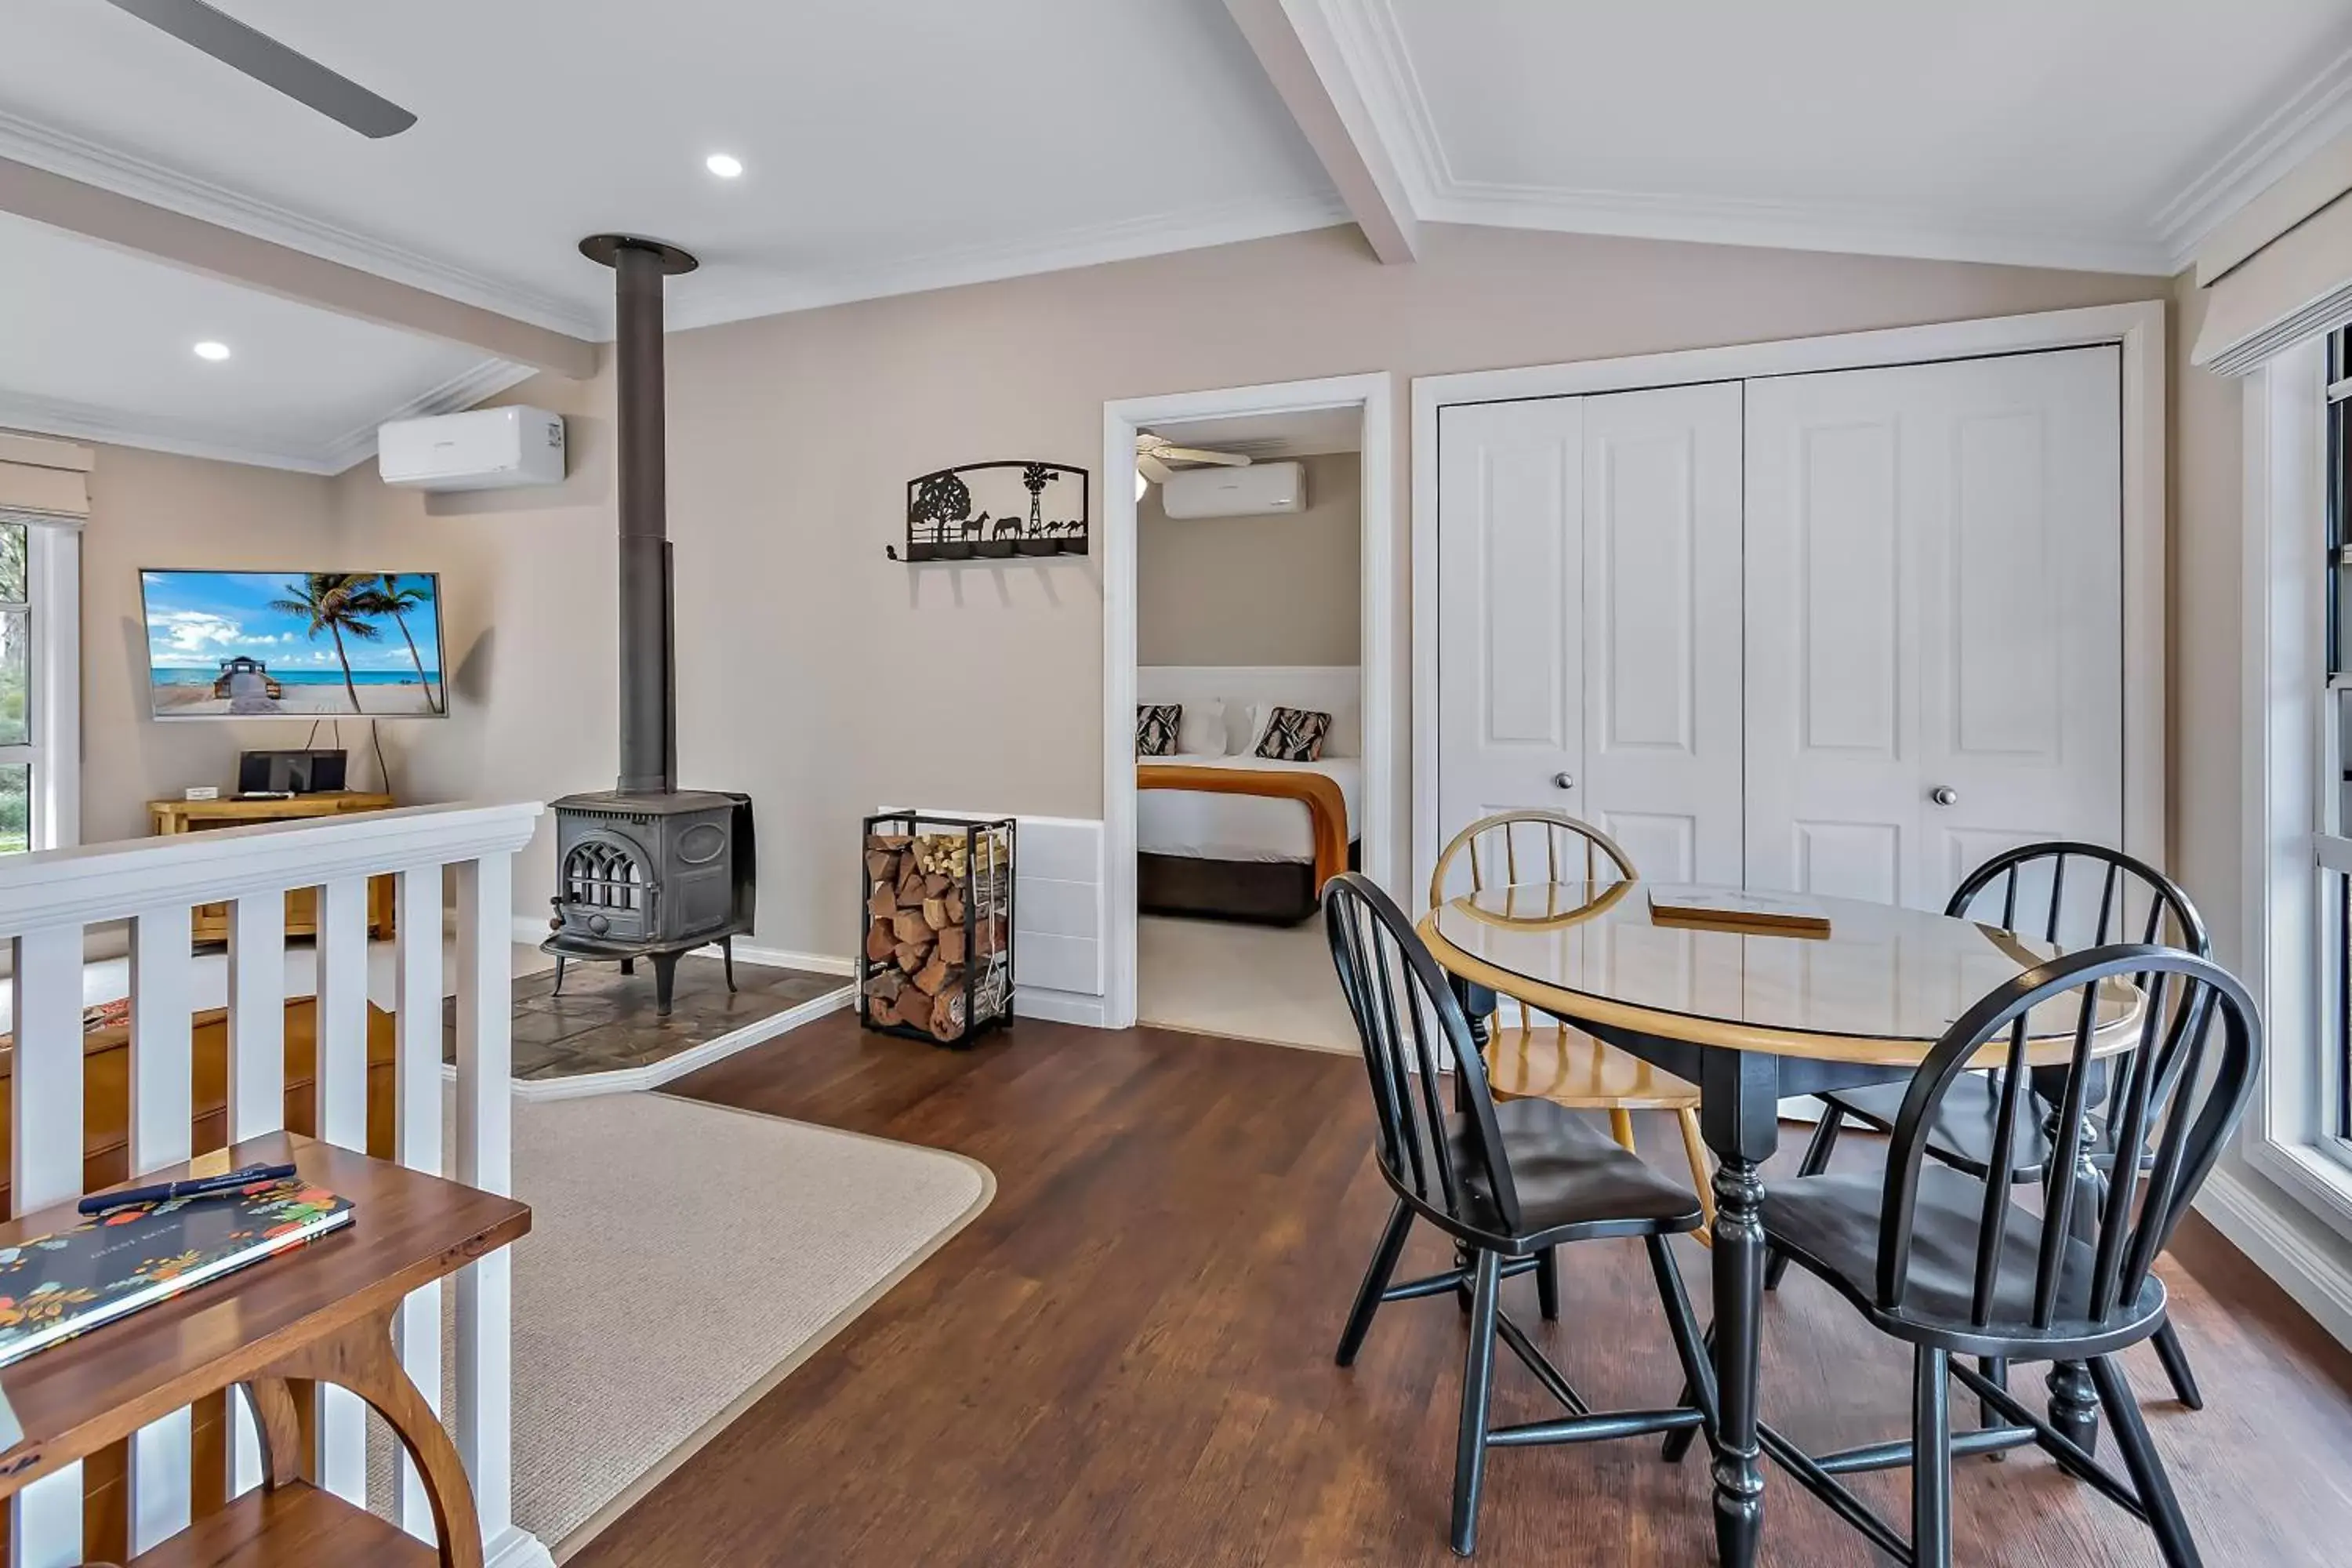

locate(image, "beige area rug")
[[1138, 912, 1359, 1054], [368, 1089, 993, 1558]]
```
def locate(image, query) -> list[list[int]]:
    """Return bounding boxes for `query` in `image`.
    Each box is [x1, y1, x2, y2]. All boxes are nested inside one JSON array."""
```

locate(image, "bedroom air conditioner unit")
[[378, 406, 566, 492], [1158, 459, 1305, 519]]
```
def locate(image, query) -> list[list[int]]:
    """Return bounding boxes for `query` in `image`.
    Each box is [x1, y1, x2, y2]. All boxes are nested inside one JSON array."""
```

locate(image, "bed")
[[1135, 666, 1362, 925]]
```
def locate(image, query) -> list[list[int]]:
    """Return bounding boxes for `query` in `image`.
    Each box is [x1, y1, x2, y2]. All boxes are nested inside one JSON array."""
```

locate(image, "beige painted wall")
[[327, 220, 2166, 959], [1138, 451, 1359, 666], [78, 445, 353, 844]]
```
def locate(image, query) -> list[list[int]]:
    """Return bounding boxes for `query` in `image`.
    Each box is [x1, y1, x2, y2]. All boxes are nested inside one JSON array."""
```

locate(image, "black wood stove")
[[544, 233, 753, 1015]]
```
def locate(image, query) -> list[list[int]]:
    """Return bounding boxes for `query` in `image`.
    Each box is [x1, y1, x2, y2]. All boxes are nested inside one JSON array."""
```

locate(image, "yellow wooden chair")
[[1431, 810, 1715, 1239]]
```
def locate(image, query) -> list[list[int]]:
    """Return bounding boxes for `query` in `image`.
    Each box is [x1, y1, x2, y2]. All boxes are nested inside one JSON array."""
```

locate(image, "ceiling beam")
[[0, 154, 598, 379], [1222, 0, 1418, 264]]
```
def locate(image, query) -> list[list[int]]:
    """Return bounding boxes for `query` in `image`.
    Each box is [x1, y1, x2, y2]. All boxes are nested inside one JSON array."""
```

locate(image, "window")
[[2324, 326, 2352, 1148], [0, 511, 75, 855], [0, 520, 34, 854]]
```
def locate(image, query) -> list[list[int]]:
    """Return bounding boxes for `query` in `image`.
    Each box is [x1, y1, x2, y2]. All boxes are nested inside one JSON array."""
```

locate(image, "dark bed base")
[[1138, 844, 1361, 927]]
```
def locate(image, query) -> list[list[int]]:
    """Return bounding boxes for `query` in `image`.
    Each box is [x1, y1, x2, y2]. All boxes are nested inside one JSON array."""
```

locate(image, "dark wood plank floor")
[[572, 1014, 2352, 1566]]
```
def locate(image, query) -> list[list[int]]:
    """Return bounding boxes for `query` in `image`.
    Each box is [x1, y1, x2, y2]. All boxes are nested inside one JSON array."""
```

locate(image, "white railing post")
[[224, 892, 288, 1499], [453, 851, 517, 1559], [0, 801, 543, 1565], [314, 875, 372, 1502], [127, 904, 196, 1552], [9, 926, 85, 1568], [393, 864, 446, 1544]]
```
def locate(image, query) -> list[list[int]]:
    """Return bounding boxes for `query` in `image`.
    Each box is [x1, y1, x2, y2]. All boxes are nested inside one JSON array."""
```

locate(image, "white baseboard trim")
[[485, 1525, 555, 1568], [2195, 1167, 2352, 1352], [1014, 985, 1108, 1027], [505, 916, 853, 978]]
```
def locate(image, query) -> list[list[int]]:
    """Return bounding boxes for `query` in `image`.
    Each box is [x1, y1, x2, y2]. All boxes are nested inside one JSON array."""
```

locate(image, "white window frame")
[[0, 514, 81, 853], [2241, 334, 2352, 1235]]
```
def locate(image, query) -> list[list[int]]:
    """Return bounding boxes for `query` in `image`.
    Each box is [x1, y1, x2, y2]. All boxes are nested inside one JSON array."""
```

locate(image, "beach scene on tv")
[[143, 571, 446, 718]]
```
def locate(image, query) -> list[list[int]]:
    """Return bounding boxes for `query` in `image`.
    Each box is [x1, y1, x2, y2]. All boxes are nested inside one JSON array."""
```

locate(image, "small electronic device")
[[237, 749, 348, 797], [182, 785, 220, 801]]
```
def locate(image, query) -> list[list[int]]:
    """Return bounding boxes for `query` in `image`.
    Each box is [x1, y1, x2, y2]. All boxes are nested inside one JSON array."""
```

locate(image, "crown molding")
[[316, 357, 539, 474], [0, 354, 528, 477], [1317, 0, 1448, 210], [666, 191, 1352, 332], [1424, 181, 2173, 277], [0, 390, 345, 474], [2153, 44, 2352, 273], [0, 109, 604, 340], [1326, 0, 2174, 278]]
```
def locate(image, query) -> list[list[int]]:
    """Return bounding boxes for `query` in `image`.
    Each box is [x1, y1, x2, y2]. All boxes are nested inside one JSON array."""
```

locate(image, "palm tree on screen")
[[366, 574, 441, 713], [268, 573, 383, 714]]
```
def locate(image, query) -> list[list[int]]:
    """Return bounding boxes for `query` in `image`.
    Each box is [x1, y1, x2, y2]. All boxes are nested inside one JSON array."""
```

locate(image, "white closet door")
[[1577, 383, 1744, 884], [1436, 397, 1585, 898], [1743, 347, 2123, 909], [1435, 386, 1744, 897]]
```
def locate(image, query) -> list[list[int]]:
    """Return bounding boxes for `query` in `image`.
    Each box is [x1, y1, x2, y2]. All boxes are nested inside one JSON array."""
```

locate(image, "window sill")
[[2244, 1134, 2352, 1242]]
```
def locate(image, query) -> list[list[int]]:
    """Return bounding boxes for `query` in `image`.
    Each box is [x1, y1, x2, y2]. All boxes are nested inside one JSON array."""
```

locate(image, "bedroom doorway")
[[1101, 374, 1395, 1042]]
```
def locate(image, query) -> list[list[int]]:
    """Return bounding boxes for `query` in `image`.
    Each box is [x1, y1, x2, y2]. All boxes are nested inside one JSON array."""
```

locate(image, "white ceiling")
[[1151, 406, 1363, 459], [0, 211, 521, 473], [2, 0, 2349, 469], [1356, 0, 2352, 271], [0, 0, 1338, 336]]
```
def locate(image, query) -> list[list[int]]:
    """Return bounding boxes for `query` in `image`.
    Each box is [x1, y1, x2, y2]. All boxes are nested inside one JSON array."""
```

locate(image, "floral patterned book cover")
[[0, 1178, 354, 1368]]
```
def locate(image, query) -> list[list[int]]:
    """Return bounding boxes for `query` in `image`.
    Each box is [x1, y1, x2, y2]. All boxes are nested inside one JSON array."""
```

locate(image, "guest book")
[[0, 1179, 354, 1367], [1647, 886, 1832, 938]]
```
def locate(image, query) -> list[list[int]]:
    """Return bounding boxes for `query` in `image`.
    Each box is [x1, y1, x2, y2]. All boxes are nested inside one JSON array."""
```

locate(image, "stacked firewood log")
[[860, 830, 1007, 1041]]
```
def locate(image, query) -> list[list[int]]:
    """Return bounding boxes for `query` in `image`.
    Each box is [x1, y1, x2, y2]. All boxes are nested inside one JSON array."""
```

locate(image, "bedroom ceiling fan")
[[1136, 431, 1254, 488], [103, 0, 418, 139]]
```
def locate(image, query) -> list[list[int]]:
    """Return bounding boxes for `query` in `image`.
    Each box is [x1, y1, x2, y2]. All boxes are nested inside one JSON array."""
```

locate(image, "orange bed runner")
[[1136, 763, 1351, 893]]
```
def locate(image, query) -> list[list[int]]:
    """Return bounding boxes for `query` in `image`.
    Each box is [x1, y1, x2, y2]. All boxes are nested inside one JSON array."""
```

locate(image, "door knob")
[[1929, 786, 1959, 807], [1553, 772, 1576, 790]]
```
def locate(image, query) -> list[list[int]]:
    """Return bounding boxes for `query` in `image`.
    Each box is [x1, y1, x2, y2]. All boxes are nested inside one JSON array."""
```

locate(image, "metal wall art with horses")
[[891, 460, 1090, 561]]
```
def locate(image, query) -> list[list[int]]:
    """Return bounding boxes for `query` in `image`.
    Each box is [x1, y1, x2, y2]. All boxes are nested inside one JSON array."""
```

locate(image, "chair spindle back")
[[1877, 946, 2258, 1335], [1324, 873, 1521, 1236], [1431, 810, 1636, 910], [1947, 841, 2212, 1154]]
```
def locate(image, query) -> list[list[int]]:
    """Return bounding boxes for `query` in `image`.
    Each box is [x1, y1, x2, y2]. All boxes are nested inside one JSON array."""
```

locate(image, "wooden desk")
[[0, 1134, 530, 1566], [148, 795, 398, 944]]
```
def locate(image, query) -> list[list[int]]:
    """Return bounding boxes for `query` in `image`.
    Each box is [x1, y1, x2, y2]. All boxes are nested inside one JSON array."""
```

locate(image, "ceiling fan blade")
[[1153, 445, 1253, 467], [1138, 454, 1176, 486], [105, 0, 418, 139]]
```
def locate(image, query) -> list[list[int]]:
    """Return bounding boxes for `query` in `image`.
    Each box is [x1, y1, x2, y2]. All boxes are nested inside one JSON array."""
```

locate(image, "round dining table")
[[1417, 879, 2143, 1568]]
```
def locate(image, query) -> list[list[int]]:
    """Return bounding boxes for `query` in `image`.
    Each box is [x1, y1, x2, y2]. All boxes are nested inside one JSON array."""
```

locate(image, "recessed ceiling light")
[[192, 340, 231, 361], [705, 153, 744, 179]]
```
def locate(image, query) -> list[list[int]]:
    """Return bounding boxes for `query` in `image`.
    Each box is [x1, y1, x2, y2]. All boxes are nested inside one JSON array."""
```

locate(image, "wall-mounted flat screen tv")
[[140, 570, 447, 720]]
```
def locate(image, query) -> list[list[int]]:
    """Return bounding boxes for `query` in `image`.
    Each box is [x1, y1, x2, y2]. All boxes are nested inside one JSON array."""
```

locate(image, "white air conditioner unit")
[[378, 406, 565, 492], [1157, 459, 1305, 519]]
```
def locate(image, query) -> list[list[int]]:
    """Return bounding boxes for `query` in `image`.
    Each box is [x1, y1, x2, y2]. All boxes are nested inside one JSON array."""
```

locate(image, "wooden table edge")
[[0, 1142, 530, 1501], [1416, 911, 2140, 1069]]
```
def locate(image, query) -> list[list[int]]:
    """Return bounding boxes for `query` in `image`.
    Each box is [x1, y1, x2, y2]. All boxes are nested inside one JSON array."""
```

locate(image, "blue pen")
[[77, 1163, 299, 1216]]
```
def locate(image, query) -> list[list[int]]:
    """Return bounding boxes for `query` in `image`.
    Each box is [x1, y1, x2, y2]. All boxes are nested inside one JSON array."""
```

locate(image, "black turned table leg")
[[1699, 1047, 1782, 1568], [2042, 1091, 2105, 1454]]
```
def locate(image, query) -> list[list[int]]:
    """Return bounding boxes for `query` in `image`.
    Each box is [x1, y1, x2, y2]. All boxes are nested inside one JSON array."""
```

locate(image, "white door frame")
[[1410, 300, 2168, 909], [1102, 372, 1396, 1031]]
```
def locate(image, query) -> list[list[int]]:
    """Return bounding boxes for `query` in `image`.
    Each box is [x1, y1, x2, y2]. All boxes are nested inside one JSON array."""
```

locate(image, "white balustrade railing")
[[0, 800, 543, 1568]]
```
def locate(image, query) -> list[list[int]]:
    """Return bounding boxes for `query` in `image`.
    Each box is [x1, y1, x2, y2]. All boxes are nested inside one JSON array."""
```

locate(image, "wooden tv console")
[[148, 793, 398, 944]]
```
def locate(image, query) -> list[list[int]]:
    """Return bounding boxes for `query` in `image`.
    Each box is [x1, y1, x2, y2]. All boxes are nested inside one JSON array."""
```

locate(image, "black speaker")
[[237, 749, 348, 796]]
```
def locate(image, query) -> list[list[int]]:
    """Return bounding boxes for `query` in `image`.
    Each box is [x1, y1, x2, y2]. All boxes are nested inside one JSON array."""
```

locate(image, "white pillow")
[[1176, 699, 1226, 757]]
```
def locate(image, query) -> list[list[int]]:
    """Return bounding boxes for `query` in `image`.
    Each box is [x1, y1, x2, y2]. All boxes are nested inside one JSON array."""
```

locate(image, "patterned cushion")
[[1136, 703, 1181, 757], [1254, 706, 1331, 762]]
